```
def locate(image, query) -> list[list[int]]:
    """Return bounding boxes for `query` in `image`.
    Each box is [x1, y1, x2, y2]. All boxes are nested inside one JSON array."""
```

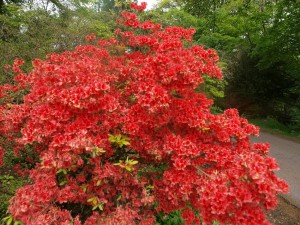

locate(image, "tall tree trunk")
[[49, 0, 67, 11]]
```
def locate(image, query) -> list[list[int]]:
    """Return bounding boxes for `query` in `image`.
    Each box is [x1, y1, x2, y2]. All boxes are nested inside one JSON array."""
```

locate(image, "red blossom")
[[181, 208, 196, 225], [130, 2, 147, 11], [85, 33, 96, 42]]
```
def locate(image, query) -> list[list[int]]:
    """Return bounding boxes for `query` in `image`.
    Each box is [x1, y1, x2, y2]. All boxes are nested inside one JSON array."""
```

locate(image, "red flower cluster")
[[0, 2, 288, 225], [85, 33, 96, 42], [130, 2, 147, 11]]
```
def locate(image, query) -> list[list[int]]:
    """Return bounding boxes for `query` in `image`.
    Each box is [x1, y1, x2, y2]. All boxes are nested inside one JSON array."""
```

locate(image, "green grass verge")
[[249, 117, 300, 139]]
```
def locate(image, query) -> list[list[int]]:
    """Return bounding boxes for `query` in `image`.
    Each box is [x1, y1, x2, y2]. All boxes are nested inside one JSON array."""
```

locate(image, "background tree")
[[0, 0, 114, 84], [180, 0, 300, 130], [251, 0, 300, 126], [0, 0, 23, 14]]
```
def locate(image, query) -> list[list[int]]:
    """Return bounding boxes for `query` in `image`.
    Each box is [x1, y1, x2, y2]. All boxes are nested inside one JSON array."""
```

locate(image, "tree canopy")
[[176, 0, 300, 129]]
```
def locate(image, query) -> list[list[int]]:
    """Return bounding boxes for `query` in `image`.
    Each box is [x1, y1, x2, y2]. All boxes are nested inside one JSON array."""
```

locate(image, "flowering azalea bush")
[[0, 2, 288, 225]]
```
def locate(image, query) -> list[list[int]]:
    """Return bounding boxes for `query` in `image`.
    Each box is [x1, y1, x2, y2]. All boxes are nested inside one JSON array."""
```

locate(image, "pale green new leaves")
[[87, 197, 103, 211], [108, 134, 130, 148], [1, 215, 23, 225], [114, 157, 138, 172], [91, 147, 106, 158]]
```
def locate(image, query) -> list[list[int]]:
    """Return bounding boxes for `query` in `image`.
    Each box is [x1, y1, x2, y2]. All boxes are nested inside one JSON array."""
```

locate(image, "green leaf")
[[91, 202, 103, 211], [116, 134, 122, 140], [2, 216, 10, 222], [146, 185, 154, 189], [108, 134, 130, 147], [125, 166, 133, 172], [98, 203, 103, 211], [108, 134, 115, 142], [81, 185, 87, 192], [121, 140, 130, 146], [56, 168, 67, 174], [7, 217, 13, 225], [113, 162, 121, 166], [87, 197, 98, 205], [128, 160, 138, 165], [116, 194, 122, 201], [59, 181, 67, 186]]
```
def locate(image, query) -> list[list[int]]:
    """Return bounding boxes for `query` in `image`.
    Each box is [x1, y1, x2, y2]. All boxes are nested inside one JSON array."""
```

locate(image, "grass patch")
[[249, 117, 300, 139]]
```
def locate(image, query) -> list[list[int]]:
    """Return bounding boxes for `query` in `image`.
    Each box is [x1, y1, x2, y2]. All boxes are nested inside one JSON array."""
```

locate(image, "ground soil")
[[268, 196, 300, 225]]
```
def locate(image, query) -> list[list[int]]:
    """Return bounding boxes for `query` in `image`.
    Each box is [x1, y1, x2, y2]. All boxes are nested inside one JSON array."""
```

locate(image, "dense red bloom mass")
[[0, 2, 288, 225]]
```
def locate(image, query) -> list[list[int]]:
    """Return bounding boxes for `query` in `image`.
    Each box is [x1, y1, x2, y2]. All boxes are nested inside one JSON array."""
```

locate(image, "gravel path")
[[251, 132, 300, 208]]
